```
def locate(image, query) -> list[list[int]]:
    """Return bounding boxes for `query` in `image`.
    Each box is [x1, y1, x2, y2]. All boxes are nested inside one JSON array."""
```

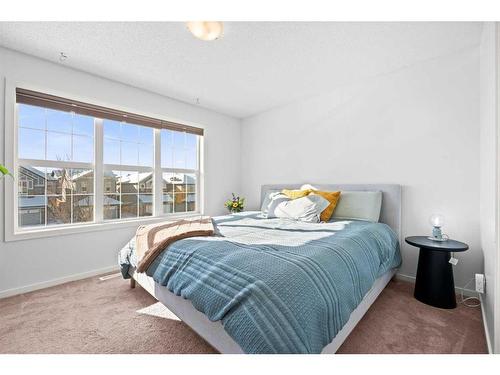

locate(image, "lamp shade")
[[187, 21, 223, 41], [429, 213, 445, 228]]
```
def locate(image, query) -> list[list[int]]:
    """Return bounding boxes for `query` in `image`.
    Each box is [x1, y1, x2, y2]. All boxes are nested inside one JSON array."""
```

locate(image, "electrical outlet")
[[475, 273, 485, 294]]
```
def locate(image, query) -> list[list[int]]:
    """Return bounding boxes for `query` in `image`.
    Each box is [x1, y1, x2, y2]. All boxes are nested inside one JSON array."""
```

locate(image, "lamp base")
[[427, 236, 448, 242]]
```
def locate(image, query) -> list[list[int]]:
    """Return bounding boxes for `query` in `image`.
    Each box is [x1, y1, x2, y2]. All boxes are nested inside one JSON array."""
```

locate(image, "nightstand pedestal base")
[[414, 248, 456, 309]]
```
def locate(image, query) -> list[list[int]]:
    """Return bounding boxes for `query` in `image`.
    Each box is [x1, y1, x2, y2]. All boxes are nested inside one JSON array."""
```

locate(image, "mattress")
[[119, 211, 401, 353]]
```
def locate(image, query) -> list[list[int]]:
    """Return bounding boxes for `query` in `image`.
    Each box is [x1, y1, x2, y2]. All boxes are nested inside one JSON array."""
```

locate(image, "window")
[[17, 103, 95, 228], [14, 88, 202, 232], [103, 120, 154, 220], [161, 130, 198, 214]]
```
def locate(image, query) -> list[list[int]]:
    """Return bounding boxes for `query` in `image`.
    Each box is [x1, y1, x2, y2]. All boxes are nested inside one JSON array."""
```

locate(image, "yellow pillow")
[[311, 191, 341, 222], [281, 189, 312, 200]]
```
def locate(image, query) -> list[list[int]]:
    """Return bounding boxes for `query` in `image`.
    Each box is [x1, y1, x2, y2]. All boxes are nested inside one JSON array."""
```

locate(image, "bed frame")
[[129, 184, 402, 354]]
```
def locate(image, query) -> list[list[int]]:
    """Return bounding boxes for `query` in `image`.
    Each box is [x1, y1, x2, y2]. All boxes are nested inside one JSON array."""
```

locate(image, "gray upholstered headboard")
[[260, 184, 402, 242]]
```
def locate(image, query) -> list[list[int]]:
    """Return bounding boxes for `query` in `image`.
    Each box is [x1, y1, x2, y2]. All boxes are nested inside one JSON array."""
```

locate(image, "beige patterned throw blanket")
[[135, 216, 214, 273]]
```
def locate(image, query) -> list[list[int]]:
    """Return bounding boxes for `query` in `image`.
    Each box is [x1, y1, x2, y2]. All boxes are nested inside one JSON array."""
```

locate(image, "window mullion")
[[159, 167, 197, 174], [102, 164, 152, 173], [153, 128, 162, 216], [94, 118, 104, 223], [17, 159, 93, 169]]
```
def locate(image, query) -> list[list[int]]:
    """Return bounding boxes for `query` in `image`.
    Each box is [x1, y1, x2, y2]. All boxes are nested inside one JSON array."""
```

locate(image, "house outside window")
[[18, 178, 33, 195]]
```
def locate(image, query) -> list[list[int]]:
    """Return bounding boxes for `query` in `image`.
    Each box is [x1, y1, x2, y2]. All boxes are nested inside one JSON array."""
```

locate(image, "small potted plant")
[[0, 164, 12, 179], [225, 193, 244, 214]]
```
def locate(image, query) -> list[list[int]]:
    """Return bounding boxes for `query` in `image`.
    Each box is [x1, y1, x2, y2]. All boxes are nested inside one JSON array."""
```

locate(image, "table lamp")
[[429, 213, 448, 241]]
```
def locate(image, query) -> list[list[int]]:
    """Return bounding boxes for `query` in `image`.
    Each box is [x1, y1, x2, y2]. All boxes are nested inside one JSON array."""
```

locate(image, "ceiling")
[[0, 22, 482, 119]]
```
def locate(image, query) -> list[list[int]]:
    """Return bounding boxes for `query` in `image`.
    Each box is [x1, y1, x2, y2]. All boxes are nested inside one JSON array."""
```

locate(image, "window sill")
[[6, 211, 203, 242]]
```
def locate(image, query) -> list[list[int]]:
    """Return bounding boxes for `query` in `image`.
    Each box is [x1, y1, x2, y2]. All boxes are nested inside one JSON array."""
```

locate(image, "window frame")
[[4, 80, 205, 242]]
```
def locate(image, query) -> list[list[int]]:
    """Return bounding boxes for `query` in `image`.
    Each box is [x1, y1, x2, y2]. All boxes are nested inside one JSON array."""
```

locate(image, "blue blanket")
[[119, 212, 401, 353]]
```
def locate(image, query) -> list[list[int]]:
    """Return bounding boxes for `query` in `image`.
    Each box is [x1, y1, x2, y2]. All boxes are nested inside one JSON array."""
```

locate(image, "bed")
[[120, 184, 402, 354]]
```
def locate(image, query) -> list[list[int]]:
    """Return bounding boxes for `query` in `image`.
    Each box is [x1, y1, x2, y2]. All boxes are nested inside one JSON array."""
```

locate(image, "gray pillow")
[[274, 194, 330, 223], [266, 193, 291, 218], [331, 191, 382, 222], [260, 189, 281, 214]]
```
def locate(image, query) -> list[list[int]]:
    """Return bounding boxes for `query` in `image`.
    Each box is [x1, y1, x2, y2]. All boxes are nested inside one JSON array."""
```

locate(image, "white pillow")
[[300, 185, 383, 222], [274, 194, 330, 223], [301, 184, 317, 191], [332, 191, 382, 222], [266, 193, 290, 218], [260, 189, 281, 214]]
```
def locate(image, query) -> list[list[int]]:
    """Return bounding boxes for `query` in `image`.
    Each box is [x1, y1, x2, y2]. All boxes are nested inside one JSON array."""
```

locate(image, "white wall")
[[241, 47, 481, 290], [479, 22, 499, 354], [0, 47, 241, 297], [0, 38, 489, 327]]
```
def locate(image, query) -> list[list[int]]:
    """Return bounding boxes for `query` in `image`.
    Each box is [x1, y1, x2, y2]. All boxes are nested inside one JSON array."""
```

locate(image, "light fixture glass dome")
[[186, 21, 223, 41], [429, 213, 445, 228]]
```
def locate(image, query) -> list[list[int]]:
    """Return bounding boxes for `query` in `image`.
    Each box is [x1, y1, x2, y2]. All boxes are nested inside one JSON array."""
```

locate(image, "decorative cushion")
[[274, 194, 330, 223], [281, 188, 312, 200], [299, 184, 341, 221], [311, 191, 341, 222]]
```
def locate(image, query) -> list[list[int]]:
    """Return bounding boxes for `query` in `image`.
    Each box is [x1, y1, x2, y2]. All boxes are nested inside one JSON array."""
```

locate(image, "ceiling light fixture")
[[186, 21, 223, 41]]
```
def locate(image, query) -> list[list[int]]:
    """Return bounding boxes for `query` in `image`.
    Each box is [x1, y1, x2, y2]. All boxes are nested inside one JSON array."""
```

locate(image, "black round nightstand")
[[405, 236, 468, 309]]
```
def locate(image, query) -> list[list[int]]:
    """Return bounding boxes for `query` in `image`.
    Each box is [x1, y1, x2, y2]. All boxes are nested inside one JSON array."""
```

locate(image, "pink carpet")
[[0, 274, 487, 354]]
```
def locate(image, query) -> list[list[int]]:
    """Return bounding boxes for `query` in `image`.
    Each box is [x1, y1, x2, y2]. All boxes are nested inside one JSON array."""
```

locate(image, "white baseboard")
[[395, 273, 477, 297], [0, 265, 119, 299], [479, 294, 493, 354]]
